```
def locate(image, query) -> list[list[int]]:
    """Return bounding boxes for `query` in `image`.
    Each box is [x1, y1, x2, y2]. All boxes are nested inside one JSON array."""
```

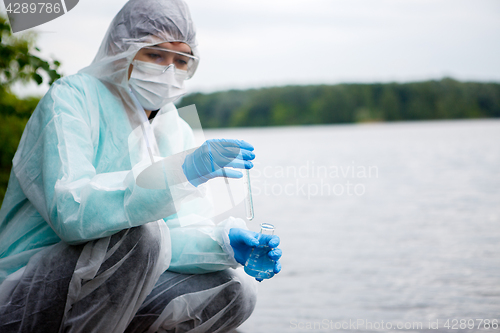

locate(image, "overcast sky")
[[3, 0, 500, 96]]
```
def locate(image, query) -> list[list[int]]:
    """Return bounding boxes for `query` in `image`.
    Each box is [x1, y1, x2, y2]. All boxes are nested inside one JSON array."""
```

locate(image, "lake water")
[[206, 119, 500, 333]]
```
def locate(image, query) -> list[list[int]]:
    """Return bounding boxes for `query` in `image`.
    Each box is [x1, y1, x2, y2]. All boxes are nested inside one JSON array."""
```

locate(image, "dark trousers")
[[0, 223, 257, 333]]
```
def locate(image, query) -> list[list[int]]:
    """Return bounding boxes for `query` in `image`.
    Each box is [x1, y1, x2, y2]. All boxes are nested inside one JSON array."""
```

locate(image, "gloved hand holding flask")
[[182, 139, 255, 187], [229, 224, 282, 281]]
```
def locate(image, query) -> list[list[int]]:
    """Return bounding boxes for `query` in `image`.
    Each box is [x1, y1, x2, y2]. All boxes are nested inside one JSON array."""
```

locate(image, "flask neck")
[[259, 223, 275, 235]]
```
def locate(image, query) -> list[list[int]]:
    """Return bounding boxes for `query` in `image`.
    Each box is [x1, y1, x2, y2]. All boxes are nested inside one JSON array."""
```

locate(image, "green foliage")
[[0, 14, 62, 206], [0, 15, 61, 92], [0, 113, 28, 201], [177, 78, 500, 128]]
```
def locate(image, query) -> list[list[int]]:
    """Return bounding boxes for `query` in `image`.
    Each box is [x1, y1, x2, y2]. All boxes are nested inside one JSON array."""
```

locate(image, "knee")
[[95, 222, 170, 288], [131, 269, 257, 332], [130, 222, 164, 259], [215, 269, 258, 327], [231, 269, 258, 318], [109, 222, 166, 268]]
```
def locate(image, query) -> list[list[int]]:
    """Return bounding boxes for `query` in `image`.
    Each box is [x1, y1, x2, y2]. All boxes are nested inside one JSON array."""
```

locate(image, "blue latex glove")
[[229, 228, 282, 281], [182, 139, 255, 187]]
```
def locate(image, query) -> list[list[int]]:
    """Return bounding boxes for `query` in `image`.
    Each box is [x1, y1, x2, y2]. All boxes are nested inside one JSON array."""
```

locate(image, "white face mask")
[[129, 60, 188, 111]]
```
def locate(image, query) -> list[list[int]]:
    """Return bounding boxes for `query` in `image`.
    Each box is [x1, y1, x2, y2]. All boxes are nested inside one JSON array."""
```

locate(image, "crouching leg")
[[125, 268, 258, 333], [0, 221, 169, 333]]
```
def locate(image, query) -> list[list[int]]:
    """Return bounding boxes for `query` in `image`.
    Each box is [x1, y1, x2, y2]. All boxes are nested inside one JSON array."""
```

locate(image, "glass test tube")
[[243, 169, 254, 220]]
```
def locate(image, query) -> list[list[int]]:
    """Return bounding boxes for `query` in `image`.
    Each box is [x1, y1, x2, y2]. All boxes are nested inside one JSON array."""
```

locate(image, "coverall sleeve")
[[153, 115, 247, 274], [166, 216, 248, 274], [12, 76, 195, 244]]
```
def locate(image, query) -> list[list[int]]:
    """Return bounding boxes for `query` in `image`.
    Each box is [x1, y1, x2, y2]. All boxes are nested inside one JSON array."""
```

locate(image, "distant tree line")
[[177, 78, 500, 128], [2, 78, 499, 204]]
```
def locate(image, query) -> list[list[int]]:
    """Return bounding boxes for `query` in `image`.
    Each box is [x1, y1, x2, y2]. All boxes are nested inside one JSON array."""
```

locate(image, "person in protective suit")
[[0, 0, 282, 332]]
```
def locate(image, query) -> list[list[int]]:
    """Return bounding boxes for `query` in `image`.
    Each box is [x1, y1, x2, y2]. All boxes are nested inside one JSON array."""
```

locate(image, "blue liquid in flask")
[[244, 223, 276, 280]]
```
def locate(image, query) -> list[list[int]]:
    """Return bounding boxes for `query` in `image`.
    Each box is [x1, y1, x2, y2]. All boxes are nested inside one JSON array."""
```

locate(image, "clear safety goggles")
[[135, 46, 199, 79]]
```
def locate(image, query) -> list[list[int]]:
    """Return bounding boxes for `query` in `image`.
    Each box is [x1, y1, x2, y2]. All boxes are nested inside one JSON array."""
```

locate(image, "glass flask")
[[244, 223, 276, 280]]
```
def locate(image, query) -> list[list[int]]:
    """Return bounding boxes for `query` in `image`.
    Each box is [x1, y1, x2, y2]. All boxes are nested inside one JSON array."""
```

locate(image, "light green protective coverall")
[[0, 72, 245, 283], [0, 0, 250, 283], [0, 1, 258, 331]]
